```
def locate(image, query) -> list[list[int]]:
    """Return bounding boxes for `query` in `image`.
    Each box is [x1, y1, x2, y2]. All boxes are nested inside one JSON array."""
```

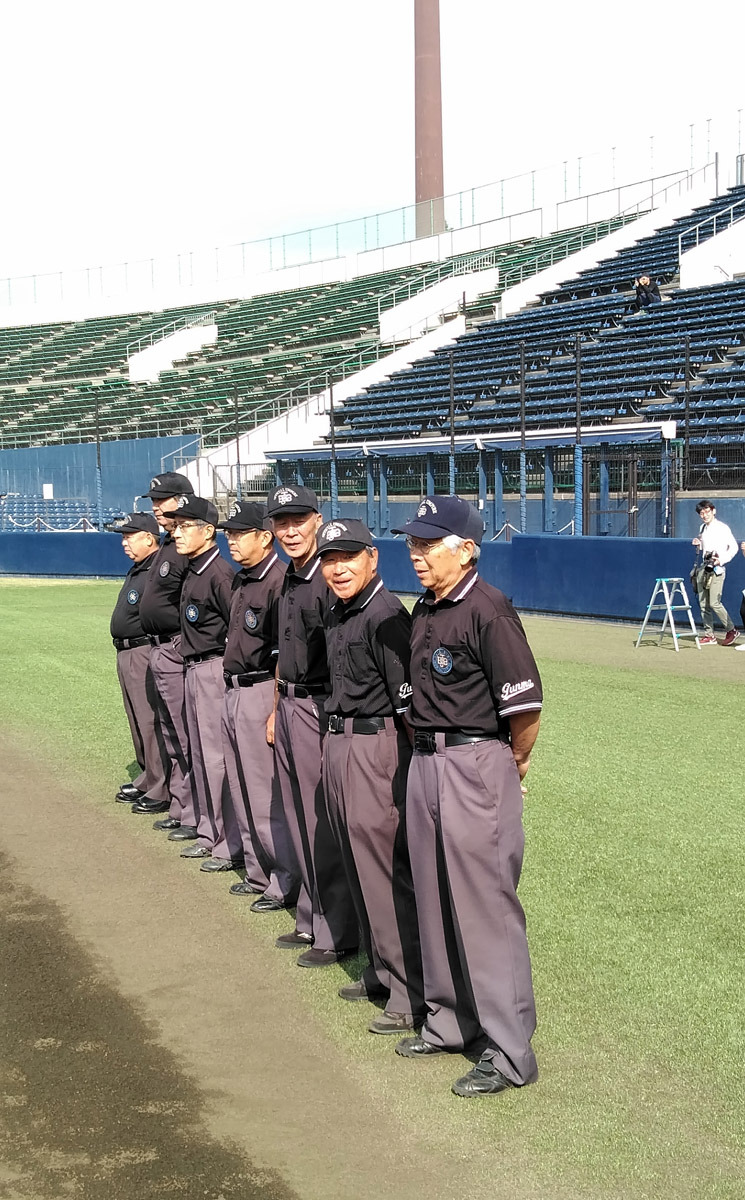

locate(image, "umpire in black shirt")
[[317, 518, 424, 1035], [109, 513, 169, 812], [218, 500, 300, 910], [268, 484, 357, 967], [138, 471, 197, 829], [171, 495, 240, 871], [391, 495, 542, 1099]]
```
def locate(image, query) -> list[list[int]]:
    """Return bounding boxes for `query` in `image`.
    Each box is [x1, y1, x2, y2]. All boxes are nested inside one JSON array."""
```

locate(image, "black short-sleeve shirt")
[[223, 551, 286, 676], [323, 575, 412, 718], [110, 553, 157, 641], [276, 556, 331, 688], [179, 546, 235, 658], [409, 568, 542, 737], [139, 534, 190, 637]]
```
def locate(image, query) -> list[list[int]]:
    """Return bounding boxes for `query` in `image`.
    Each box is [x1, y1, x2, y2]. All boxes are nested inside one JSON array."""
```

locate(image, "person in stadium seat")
[[109, 513, 170, 814], [316, 517, 424, 1035], [217, 500, 300, 911], [171, 496, 243, 871], [137, 472, 200, 834], [390, 495, 542, 1099], [632, 274, 661, 312], [692, 500, 739, 646], [267, 484, 358, 968]]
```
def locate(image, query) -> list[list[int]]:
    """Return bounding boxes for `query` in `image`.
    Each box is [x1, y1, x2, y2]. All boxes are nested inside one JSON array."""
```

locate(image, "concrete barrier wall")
[[6, 532, 742, 628]]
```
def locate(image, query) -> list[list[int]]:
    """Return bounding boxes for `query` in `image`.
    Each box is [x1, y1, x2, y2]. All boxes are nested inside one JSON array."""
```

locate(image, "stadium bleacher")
[[332, 186, 745, 445], [0, 494, 123, 531], [0, 219, 637, 451]]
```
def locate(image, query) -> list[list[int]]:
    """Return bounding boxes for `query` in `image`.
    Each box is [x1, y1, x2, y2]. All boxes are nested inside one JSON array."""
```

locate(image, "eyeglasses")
[[405, 537, 444, 555], [173, 521, 201, 529]]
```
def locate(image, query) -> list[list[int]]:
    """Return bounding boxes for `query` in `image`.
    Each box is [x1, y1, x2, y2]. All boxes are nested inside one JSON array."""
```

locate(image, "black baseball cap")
[[392, 495, 484, 545], [141, 472, 195, 499], [266, 484, 319, 517], [108, 512, 160, 536], [316, 518, 374, 556], [218, 500, 272, 532], [171, 495, 219, 527]]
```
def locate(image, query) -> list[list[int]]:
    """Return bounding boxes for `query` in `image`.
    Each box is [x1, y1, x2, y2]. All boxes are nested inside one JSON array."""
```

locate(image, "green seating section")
[[0, 215, 642, 449]]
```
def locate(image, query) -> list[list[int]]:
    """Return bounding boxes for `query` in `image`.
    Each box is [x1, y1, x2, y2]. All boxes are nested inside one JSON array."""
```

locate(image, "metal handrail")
[[677, 195, 745, 262], [126, 310, 216, 361], [557, 168, 692, 227], [620, 161, 715, 221], [376, 234, 533, 320], [497, 214, 638, 294]]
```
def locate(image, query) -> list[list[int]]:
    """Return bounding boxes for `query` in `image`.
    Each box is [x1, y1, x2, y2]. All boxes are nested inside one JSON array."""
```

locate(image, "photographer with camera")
[[632, 273, 661, 313], [692, 501, 739, 645]]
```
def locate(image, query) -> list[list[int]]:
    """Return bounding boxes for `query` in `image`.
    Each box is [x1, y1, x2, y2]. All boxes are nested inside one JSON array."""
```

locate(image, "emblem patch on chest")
[[244, 608, 258, 630], [431, 647, 453, 675], [126, 589, 139, 605], [159, 561, 171, 577], [185, 603, 199, 623]]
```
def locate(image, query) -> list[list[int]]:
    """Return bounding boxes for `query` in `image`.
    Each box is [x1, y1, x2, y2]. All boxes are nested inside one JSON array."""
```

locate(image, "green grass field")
[[1, 578, 743, 1198]]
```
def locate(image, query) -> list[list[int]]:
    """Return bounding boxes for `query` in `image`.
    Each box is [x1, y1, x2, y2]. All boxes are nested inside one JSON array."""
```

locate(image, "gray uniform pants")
[[406, 736, 538, 1087], [696, 567, 734, 634], [116, 645, 168, 803], [222, 680, 300, 903], [149, 636, 198, 826], [323, 722, 424, 1020], [184, 657, 243, 862], [274, 692, 357, 952]]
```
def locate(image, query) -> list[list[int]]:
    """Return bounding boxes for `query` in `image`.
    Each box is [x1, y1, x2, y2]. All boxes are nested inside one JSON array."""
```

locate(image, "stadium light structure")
[[415, 0, 445, 238]]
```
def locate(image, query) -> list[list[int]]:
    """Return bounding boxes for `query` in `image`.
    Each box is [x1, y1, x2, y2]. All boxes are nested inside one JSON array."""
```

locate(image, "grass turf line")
[[0, 580, 743, 1199]]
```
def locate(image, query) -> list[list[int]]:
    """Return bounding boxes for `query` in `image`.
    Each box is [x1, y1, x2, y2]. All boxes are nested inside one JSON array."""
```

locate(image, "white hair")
[[442, 534, 481, 563]]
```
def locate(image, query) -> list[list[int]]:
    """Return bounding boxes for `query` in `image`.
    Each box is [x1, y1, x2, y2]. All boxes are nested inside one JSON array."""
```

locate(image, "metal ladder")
[[634, 577, 701, 652]]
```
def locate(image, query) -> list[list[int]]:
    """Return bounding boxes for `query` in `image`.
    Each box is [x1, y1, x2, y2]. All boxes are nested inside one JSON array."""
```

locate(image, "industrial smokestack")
[[415, 0, 445, 238]]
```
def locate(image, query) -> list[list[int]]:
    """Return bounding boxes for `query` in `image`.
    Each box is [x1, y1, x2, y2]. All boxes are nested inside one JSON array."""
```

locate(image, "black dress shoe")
[[275, 930, 313, 949], [180, 843, 211, 859], [368, 1012, 420, 1035], [229, 880, 266, 896], [451, 1059, 517, 1098], [296, 947, 357, 968], [337, 979, 389, 1002], [131, 799, 170, 814], [249, 896, 287, 913], [395, 1036, 445, 1059], [153, 817, 180, 831], [199, 857, 242, 873], [118, 783, 141, 797], [167, 825, 199, 841], [116, 790, 143, 804]]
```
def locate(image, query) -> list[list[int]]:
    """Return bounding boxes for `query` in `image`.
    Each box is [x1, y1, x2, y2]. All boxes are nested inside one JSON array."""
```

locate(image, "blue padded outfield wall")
[[0, 437, 195, 513], [3, 531, 745, 624]]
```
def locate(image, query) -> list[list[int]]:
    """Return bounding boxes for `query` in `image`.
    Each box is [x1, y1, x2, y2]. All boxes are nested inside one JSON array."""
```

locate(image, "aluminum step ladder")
[[635, 577, 701, 652]]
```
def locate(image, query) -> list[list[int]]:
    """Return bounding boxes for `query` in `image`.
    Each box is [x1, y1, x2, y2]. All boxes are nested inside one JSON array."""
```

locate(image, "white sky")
[[1, 0, 744, 279]]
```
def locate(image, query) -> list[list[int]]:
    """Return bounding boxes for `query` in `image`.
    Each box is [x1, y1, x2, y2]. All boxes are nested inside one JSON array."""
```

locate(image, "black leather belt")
[[327, 715, 388, 735], [277, 679, 328, 698], [113, 636, 150, 651], [224, 670, 273, 689], [149, 634, 174, 646], [183, 651, 224, 664], [413, 731, 500, 753]]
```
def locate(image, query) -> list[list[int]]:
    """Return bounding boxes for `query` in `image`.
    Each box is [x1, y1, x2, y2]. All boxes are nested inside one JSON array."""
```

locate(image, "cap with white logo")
[[266, 484, 319, 517], [391, 495, 484, 544], [316, 518, 374, 556], [141, 472, 195, 499]]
